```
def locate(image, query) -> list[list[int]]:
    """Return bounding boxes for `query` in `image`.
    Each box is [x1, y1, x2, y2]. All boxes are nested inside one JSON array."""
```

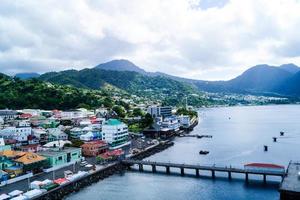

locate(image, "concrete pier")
[[122, 160, 285, 183], [280, 161, 300, 200]]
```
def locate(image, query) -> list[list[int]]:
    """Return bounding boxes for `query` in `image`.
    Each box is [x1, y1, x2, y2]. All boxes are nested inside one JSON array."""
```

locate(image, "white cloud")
[[1, 0, 300, 80]]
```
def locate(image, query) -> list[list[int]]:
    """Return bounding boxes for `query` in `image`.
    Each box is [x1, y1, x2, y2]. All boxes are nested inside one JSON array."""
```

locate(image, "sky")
[[1, 0, 300, 80]]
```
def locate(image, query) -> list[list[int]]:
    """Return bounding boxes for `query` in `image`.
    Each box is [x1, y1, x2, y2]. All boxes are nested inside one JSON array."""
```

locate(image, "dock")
[[178, 134, 213, 139], [279, 161, 300, 200], [122, 160, 285, 183]]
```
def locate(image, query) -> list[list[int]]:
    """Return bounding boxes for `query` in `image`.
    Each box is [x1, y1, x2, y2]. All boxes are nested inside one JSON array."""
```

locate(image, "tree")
[[141, 113, 153, 128], [132, 108, 144, 117], [112, 105, 126, 118]]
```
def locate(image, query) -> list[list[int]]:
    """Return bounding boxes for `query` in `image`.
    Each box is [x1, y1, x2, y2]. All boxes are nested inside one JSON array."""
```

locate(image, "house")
[[80, 131, 101, 142], [0, 110, 17, 121], [97, 149, 124, 164], [81, 140, 108, 157], [70, 127, 83, 139], [20, 144, 41, 153], [15, 152, 47, 173], [32, 128, 48, 144], [0, 150, 26, 159], [102, 119, 130, 149], [0, 138, 11, 152], [38, 147, 82, 168], [0, 156, 14, 170], [43, 140, 71, 148], [47, 128, 68, 141]]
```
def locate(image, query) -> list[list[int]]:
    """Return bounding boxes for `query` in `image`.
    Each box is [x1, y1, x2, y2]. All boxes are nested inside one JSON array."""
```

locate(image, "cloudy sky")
[[1, 0, 300, 80]]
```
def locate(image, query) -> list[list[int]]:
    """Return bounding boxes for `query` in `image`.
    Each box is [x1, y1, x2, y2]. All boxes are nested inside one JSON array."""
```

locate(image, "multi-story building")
[[147, 106, 172, 118], [81, 140, 108, 157], [102, 119, 130, 149], [0, 110, 17, 121]]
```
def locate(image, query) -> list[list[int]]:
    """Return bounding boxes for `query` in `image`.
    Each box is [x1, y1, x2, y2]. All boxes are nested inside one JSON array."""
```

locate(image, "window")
[[58, 156, 62, 161]]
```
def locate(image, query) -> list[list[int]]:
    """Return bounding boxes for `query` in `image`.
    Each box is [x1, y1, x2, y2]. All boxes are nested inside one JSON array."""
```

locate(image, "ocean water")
[[66, 105, 300, 200]]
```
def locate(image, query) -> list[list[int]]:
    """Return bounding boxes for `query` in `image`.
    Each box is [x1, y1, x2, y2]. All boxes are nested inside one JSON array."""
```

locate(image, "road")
[[0, 157, 96, 194]]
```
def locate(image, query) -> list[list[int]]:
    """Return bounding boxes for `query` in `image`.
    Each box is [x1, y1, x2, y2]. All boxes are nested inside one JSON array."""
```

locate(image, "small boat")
[[199, 150, 209, 155]]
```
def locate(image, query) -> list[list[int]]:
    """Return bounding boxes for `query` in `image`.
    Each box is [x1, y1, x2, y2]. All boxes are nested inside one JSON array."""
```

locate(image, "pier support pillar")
[[139, 164, 143, 172], [245, 173, 249, 183], [228, 172, 232, 180], [263, 174, 267, 184], [152, 164, 156, 173], [166, 166, 170, 174], [196, 169, 199, 177], [181, 167, 185, 176], [212, 170, 215, 179]]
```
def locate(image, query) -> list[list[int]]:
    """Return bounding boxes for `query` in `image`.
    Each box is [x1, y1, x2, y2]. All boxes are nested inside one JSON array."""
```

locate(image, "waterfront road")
[[0, 157, 97, 194]]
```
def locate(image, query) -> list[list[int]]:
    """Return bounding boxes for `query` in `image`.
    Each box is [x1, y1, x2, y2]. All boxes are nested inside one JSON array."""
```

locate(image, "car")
[[80, 161, 88, 167]]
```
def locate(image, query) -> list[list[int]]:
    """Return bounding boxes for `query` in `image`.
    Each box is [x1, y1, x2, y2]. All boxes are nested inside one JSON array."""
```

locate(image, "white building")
[[178, 115, 191, 128], [102, 119, 130, 149], [147, 106, 172, 118], [0, 109, 17, 121]]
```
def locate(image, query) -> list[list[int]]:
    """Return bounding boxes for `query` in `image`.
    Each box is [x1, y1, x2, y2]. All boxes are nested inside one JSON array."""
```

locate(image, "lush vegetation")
[[176, 107, 198, 119], [0, 74, 109, 110], [39, 68, 209, 107]]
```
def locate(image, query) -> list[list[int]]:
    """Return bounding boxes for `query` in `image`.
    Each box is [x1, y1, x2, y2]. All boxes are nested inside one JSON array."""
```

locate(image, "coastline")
[[32, 141, 174, 200]]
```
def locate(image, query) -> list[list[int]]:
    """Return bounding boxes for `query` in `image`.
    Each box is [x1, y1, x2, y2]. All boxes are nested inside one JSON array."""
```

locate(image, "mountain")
[[277, 71, 300, 96], [95, 59, 147, 74], [15, 72, 40, 79], [279, 64, 300, 74], [194, 64, 296, 95], [39, 67, 204, 106]]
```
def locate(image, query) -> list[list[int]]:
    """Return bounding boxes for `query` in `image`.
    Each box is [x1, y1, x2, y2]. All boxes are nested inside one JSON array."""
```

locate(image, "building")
[[70, 127, 83, 139], [0, 110, 17, 121], [0, 138, 11, 152], [81, 140, 108, 157], [47, 128, 68, 141], [38, 147, 82, 168], [80, 131, 101, 142], [97, 149, 124, 164], [20, 144, 41, 153], [32, 128, 48, 144], [15, 152, 46, 173], [102, 119, 130, 149], [147, 106, 172, 118], [178, 115, 191, 129]]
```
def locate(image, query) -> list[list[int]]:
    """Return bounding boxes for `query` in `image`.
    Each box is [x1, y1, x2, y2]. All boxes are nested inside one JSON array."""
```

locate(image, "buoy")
[[264, 145, 268, 151], [273, 137, 277, 142], [280, 131, 284, 136]]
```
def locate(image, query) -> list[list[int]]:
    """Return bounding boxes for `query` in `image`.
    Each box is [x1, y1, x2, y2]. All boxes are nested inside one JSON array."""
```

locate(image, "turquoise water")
[[67, 105, 300, 200]]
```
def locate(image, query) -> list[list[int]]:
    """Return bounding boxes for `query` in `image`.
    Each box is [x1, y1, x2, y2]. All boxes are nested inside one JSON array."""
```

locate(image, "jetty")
[[279, 161, 300, 200], [178, 134, 213, 139], [122, 160, 285, 184]]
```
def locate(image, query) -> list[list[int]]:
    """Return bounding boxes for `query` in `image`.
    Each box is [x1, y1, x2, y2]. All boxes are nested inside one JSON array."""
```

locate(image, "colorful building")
[[38, 147, 82, 168], [102, 119, 130, 149], [81, 140, 108, 157], [15, 152, 46, 173]]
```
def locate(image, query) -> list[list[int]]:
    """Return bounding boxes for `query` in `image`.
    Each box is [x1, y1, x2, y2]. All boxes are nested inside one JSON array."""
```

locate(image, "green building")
[[38, 147, 82, 168]]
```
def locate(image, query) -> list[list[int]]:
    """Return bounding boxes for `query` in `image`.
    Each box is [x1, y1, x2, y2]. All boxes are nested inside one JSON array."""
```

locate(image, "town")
[[0, 105, 198, 199]]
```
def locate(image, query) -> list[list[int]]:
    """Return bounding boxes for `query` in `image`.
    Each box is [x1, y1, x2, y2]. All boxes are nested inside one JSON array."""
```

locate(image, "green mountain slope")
[[0, 74, 109, 110]]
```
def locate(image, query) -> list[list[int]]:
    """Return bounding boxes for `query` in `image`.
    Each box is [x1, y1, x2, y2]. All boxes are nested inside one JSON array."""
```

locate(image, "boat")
[[199, 150, 209, 155]]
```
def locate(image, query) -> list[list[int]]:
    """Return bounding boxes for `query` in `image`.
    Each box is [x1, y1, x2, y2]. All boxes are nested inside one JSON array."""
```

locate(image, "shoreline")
[[32, 141, 174, 200]]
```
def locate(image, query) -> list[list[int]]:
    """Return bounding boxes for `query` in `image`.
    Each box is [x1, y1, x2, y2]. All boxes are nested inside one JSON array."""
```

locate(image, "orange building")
[[81, 140, 108, 157]]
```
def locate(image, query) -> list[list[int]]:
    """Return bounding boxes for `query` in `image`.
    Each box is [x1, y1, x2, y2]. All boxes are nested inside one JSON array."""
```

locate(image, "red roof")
[[20, 113, 32, 118], [244, 163, 284, 169], [98, 149, 124, 158], [81, 140, 107, 148]]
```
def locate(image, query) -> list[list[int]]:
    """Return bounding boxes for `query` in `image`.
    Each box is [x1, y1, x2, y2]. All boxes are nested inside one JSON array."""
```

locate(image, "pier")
[[122, 160, 285, 183], [279, 161, 300, 200]]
